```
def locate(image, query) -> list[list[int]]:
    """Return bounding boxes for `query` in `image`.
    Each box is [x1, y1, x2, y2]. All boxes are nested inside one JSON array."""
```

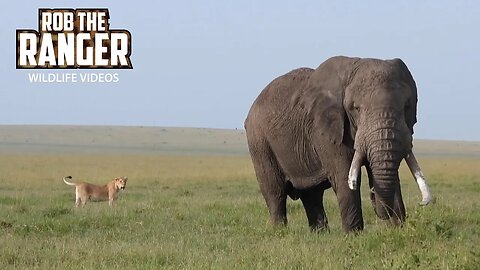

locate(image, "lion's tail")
[[63, 176, 76, 186]]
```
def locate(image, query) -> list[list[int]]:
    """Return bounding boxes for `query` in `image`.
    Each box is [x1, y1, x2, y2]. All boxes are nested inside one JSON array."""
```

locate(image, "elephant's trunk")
[[369, 157, 405, 224], [364, 114, 408, 224]]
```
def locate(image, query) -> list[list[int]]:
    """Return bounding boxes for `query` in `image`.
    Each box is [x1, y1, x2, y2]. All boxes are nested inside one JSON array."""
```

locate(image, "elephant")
[[244, 56, 432, 232]]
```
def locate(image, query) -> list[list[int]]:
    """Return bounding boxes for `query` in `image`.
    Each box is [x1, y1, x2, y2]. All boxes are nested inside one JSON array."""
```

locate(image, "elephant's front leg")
[[333, 172, 364, 232], [300, 183, 330, 231]]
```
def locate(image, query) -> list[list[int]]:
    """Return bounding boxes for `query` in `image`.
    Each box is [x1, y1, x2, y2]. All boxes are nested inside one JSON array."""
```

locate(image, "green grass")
[[0, 152, 479, 269]]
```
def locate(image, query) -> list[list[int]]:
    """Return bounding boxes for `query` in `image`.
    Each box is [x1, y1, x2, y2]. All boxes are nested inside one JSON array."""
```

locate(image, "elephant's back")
[[245, 67, 314, 129], [254, 67, 314, 106]]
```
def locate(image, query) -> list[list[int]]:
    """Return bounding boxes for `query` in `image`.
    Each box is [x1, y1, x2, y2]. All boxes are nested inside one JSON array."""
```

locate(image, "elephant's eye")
[[353, 104, 360, 112]]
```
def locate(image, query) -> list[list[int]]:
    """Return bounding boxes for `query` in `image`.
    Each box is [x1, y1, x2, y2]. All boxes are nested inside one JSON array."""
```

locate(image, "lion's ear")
[[124, 177, 128, 181]]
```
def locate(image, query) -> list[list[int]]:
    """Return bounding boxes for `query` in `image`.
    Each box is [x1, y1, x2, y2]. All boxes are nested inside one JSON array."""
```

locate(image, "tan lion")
[[63, 176, 127, 207]]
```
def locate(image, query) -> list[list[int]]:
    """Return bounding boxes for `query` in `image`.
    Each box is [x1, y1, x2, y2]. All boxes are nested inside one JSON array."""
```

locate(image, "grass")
[[0, 126, 479, 269], [0, 153, 478, 269]]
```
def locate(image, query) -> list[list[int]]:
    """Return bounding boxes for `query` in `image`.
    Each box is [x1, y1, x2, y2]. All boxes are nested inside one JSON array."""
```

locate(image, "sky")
[[1, 1, 479, 141]]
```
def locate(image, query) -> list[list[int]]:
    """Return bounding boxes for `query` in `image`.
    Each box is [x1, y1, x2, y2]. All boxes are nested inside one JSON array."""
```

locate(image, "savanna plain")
[[0, 126, 479, 269]]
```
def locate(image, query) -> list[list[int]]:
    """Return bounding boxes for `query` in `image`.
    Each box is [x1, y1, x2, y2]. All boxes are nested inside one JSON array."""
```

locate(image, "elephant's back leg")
[[300, 181, 330, 231], [247, 136, 288, 226]]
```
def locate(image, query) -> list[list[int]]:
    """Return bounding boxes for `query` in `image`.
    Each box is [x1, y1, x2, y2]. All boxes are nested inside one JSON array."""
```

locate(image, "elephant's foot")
[[266, 195, 288, 227], [306, 210, 329, 232], [342, 225, 364, 234], [310, 220, 329, 232], [270, 215, 287, 227]]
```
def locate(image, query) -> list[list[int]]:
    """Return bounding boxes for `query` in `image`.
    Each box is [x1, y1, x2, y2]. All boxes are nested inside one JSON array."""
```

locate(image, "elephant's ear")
[[391, 58, 418, 134], [301, 57, 353, 144]]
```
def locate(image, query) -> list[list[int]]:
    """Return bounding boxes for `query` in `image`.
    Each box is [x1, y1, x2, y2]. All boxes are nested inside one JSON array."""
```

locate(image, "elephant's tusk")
[[348, 150, 364, 190], [405, 150, 433, 205]]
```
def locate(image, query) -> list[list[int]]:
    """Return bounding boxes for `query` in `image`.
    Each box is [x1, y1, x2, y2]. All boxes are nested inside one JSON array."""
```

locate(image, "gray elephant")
[[245, 56, 432, 232]]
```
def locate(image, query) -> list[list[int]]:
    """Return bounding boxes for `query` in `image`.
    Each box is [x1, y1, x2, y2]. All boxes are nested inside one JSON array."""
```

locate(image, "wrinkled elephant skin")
[[245, 56, 432, 232]]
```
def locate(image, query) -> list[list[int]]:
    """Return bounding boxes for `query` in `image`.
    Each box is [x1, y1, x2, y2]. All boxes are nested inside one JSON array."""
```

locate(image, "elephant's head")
[[305, 56, 429, 224]]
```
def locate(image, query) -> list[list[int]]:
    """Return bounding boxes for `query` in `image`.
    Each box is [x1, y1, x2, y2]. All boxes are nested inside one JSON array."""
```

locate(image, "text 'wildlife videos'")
[[28, 72, 119, 83]]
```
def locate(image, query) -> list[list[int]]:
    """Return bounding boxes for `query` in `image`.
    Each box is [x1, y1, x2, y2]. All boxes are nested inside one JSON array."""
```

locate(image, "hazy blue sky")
[[1, 1, 478, 140]]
